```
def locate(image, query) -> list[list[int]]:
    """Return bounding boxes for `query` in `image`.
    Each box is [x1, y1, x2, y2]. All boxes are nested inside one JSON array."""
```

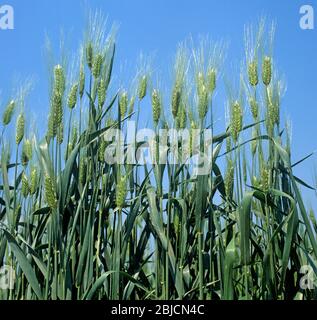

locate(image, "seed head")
[[231, 101, 243, 143], [21, 151, 28, 167], [252, 176, 260, 189], [16, 113, 25, 145], [128, 96, 135, 115], [92, 53, 103, 79], [178, 104, 187, 129], [249, 97, 258, 120], [2, 100, 15, 126], [71, 126, 78, 148], [57, 123, 64, 145], [86, 42, 94, 69], [266, 87, 276, 133], [207, 68, 216, 94], [138, 75, 147, 100], [198, 84, 208, 120], [30, 168, 38, 195], [54, 65, 66, 96], [65, 142, 73, 160], [189, 121, 198, 155], [226, 137, 232, 154], [248, 60, 258, 87], [273, 103, 279, 126], [79, 64, 85, 98], [261, 165, 270, 193], [106, 118, 115, 128], [52, 91, 63, 127], [197, 72, 205, 94], [171, 84, 181, 119], [174, 212, 180, 235], [21, 172, 29, 198], [119, 91, 128, 118], [67, 83, 78, 109], [116, 175, 127, 209], [47, 112, 56, 140], [79, 159, 87, 185], [262, 56, 272, 86], [151, 89, 161, 125], [21, 139, 32, 166], [51, 66, 65, 133], [225, 159, 234, 199], [44, 175, 57, 209], [98, 139, 106, 162], [98, 79, 106, 108]]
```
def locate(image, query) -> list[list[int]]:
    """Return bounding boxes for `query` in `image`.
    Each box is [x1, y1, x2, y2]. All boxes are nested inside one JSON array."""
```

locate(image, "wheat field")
[[0, 13, 316, 300]]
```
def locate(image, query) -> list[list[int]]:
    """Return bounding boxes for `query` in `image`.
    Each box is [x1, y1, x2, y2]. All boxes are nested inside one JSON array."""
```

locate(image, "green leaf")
[[3, 230, 43, 299]]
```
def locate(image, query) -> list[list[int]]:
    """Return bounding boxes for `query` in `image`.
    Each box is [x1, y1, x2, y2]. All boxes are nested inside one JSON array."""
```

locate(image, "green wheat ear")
[[86, 42, 94, 70], [198, 84, 208, 120], [47, 112, 56, 141], [98, 79, 106, 108], [65, 142, 73, 160], [138, 75, 147, 100], [116, 175, 127, 209], [226, 136, 232, 154], [44, 175, 57, 209], [171, 84, 181, 119], [248, 60, 259, 87], [207, 68, 216, 94], [16, 113, 25, 145], [54, 64, 66, 95], [49, 65, 65, 132], [57, 123, 64, 145], [30, 167, 38, 195], [224, 159, 234, 200], [21, 172, 29, 198], [128, 96, 135, 115], [151, 89, 161, 125], [92, 53, 103, 79], [262, 56, 272, 86], [249, 97, 259, 120], [260, 165, 270, 193], [79, 63, 85, 98], [178, 103, 187, 129], [189, 120, 198, 156], [79, 158, 87, 185], [196, 71, 204, 91], [98, 140, 106, 163], [171, 44, 187, 120], [21, 139, 32, 166], [119, 90, 128, 118], [2, 100, 15, 125], [68, 83, 79, 109], [52, 91, 63, 125], [230, 100, 243, 143], [71, 125, 78, 148]]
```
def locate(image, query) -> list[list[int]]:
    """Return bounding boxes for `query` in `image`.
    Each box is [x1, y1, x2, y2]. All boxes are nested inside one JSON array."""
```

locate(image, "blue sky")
[[1, 0, 317, 202]]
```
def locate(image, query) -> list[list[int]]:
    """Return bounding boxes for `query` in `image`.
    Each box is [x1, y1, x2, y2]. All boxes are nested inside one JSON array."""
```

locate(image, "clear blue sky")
[[1, 0, 317, 202]]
